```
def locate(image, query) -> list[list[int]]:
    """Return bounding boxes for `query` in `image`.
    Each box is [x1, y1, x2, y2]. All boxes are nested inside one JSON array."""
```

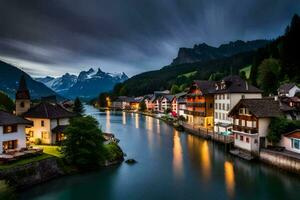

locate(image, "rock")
[[125, 159, 137, 164]]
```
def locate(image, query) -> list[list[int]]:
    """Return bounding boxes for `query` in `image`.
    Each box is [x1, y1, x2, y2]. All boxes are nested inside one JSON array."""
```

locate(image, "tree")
[[73, 97, 84, 115], [62, 116, 104, 168], [170, 84, 181, 94], [139, 100, 147, 112], [267, 117, 300, 144], [0, 91, 14, 113], [257, 58, 281, 95]]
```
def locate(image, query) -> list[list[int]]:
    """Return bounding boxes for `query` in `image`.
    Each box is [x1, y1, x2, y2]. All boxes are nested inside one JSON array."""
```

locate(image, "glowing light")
[[201, 140, 211, 181], [106, 97, 111, 108], [156, 119, 160, 133], [173, 130, 183, 178], [122, 112, 126, 125], [135, 113, 139, 128], [106, 110, 110, 132], [224, 161, 235, 198]]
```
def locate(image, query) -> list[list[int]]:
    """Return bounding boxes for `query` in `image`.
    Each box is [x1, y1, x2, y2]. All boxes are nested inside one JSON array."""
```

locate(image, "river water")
[[19, 105, 300, 200]]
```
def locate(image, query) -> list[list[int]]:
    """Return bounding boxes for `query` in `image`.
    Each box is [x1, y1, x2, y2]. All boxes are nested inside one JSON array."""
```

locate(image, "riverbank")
[[0, 142, 124, 192], [123, 109, 300, 175]]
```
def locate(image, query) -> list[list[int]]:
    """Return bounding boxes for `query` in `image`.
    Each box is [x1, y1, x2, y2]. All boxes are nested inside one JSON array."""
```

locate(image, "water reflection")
[[135, 113, 139, 129], [145, 116, 153, 131], [156, 119, 160, 134], [224, 161, 235, 198], [173, 130, 183, 179], [201, 140, 211, 181], [106, 110, 110, 132], [122, 112, 126, 125]]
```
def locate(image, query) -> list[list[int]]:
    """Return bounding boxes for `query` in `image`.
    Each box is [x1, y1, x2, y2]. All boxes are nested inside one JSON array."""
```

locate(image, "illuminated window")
[[41, 132, 49, 139], [3, 125, 17, 133]]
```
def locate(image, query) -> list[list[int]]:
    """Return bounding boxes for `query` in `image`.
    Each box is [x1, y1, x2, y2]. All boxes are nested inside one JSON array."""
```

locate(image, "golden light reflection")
[[201, 140, 211, 181], [122, 112, 126, 125], [156, 119, 160, 133], [145, 116, 153, 131], [224, 161, 235, 198], [135, 113, 139, 129], [106, 110, 110, 132], [173, 130, 183, 178]]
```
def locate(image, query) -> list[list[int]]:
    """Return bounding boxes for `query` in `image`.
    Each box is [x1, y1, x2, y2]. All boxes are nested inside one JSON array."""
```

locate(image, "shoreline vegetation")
[[0, 115, 124, 197]]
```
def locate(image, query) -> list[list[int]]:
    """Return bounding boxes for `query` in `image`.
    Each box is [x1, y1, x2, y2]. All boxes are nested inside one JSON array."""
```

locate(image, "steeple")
[[16, 75, 30, 100], [15, 75, 31, 116]]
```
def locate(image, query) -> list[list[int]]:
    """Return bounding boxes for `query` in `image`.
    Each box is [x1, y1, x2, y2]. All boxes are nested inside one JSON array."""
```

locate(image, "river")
[[19, 105, 300, 200]]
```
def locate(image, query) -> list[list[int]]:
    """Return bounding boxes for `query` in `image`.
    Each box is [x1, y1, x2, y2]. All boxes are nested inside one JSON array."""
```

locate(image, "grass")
[[239, 65, 252, 79], [0, 145, 62, 171], [177, 71, 197, 78], [0, 154, 53, 170], [33, 145, 62, 158]]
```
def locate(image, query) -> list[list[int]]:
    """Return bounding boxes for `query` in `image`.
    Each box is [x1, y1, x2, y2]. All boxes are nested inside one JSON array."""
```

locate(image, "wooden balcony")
[[186, 102, 206, 107], [184, 110, 206, 116], [232, 125, 258, 135]]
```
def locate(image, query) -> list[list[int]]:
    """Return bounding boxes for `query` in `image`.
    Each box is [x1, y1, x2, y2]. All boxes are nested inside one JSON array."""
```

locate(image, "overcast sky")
[[0, 0, 299, 77]]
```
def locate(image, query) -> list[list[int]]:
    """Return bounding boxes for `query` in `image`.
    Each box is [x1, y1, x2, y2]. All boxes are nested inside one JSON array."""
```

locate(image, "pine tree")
[[73, 97, 85, 116]]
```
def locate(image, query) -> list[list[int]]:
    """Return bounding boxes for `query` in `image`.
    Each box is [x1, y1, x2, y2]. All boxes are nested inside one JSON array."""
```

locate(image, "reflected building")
[[200, 140, 211, 181], [122, 112, 126, 125], [135, 113, 139, 129]]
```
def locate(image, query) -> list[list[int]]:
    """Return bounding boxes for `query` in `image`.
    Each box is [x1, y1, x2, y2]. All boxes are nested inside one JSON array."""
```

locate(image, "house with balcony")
[[213, 75, 262, 135], [0, 110, 32, 153], [159, 95, 175, 113], [175, 92, 187, 117], [228, 98, 282, 155], [185, 81, 215, 129]]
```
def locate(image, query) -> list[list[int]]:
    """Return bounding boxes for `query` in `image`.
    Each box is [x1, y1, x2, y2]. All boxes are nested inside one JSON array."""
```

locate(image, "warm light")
[[224, 161, 235, 198], [106, 110, 111, 132], [145, 116, 153, 130], [173, 130, 183, 178], [201, 140, 211, 181], [106, 97, 111, 108], [156, 119, 160, 133], [122, 111, 126, 125], [135, 113, 139, 128]]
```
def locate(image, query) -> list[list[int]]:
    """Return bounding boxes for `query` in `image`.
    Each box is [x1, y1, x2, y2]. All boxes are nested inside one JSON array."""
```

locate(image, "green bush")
[[102, 143, 124, 162], [34, 138, 42, 145]]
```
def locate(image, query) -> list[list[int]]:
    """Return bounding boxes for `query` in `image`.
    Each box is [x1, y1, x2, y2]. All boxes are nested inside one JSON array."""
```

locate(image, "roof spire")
[[16, 74, 30, 100]]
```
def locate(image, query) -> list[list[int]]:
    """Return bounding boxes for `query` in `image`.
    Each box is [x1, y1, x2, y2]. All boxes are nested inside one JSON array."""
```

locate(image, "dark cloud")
[[0, 0, 299, 77]]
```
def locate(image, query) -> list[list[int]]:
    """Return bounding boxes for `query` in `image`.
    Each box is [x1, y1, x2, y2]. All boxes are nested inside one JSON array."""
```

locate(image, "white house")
[[278, 83, 300, 97], [175, 92, 187, 117], [0, 110, 32, 153], [228, 98, 282, 154], [280, 130, 300, 154], [15, 76, 76, 145], [213, 75, 262, 135]]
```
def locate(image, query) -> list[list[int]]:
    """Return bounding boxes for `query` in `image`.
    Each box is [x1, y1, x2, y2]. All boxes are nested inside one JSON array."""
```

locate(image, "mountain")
[[36, 68, 128, 99], [172, 40, 269, 65], [0, 60, 61, 100]]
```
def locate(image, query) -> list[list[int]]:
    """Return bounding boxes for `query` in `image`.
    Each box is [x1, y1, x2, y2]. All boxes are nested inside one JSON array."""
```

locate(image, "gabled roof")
[[284, 129, 300, 139], [23, 102, 76, 119], [214, 75, 262, 94], [192, 80, 216, 95], [0, 110, 32, 126], [228, 98, 282, 118], [175, 92, 187, 98], [278, 83, 297, 93], [161, 95, 175, 102]]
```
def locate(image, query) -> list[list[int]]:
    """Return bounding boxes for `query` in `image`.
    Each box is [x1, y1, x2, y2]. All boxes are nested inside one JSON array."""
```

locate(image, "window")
[[254, 139, 258, 144], [235, 119, 239, 125], [41, 131, 49, 140], [28, 131, 34, 137], [253, 121, 257, 128], [235, 134, 238, 139], [41, 120, 45, 127], [227, 94, 230, 99], [215, 103, 218, 109], [292, 139, 300, 150], [222, 113, 225, 120], [240, 135, 244, 141], [215, 112, 218, 119], [227, 104, 229, 111], [3, 125, 17, 133], [222, 104, 225, 110], [20, 101, 25, 108], [242, 120, 245, 126], [246, 137, 249, 143], [239, 108, 244, 115]]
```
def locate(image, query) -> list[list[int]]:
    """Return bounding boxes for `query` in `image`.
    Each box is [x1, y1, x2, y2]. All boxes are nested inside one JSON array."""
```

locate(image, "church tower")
[[15, 75, 31, 116]]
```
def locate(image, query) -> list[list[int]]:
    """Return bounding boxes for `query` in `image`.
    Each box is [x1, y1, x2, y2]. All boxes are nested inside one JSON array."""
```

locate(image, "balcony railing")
[[232, 125, 258, 135], [186, 102, 206, 107], [184, 110, 206, 116]]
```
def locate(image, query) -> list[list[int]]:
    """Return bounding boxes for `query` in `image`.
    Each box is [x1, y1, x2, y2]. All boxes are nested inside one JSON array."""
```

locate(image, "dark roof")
[[23, 102, 76, 119], [16, 75, 30, 100], [193, 80, 216, 95], [161, 95, 175, 102], [0, 110, 32, 126], [278, 83, 297, 93], [175, 92, 187, 98], [229, 98, 282, 118], [284, 129, 300, 139], [52, 125, 68, 133], [214, 75, 262, 94]]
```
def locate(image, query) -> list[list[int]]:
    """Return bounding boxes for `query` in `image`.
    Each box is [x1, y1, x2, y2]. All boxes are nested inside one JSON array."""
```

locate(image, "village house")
[[278, 83, 300, 97], [144, 95, 154, 111], [185, 81, 215, 129], [112, 96, 130, 110], [176, 92, 187, 117], [213, 75, 262, 135], [15, 76, 76, 145], [0, 110, 32, 153], [159, 95, 175, 113], [228, 98, 282, 155], [280, 129, 300, 154]]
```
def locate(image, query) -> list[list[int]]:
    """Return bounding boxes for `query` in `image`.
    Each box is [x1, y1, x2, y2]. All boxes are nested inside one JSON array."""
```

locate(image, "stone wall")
[[0, 158, 65, 189], [260, 149, 300, 174]]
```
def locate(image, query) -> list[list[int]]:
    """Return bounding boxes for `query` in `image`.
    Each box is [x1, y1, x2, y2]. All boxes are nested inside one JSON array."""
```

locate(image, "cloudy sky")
[[0, 0, 299, 77]]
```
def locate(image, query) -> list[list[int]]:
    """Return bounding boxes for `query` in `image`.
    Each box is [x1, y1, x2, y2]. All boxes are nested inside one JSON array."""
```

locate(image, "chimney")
[[245, 81, 249, 91]]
